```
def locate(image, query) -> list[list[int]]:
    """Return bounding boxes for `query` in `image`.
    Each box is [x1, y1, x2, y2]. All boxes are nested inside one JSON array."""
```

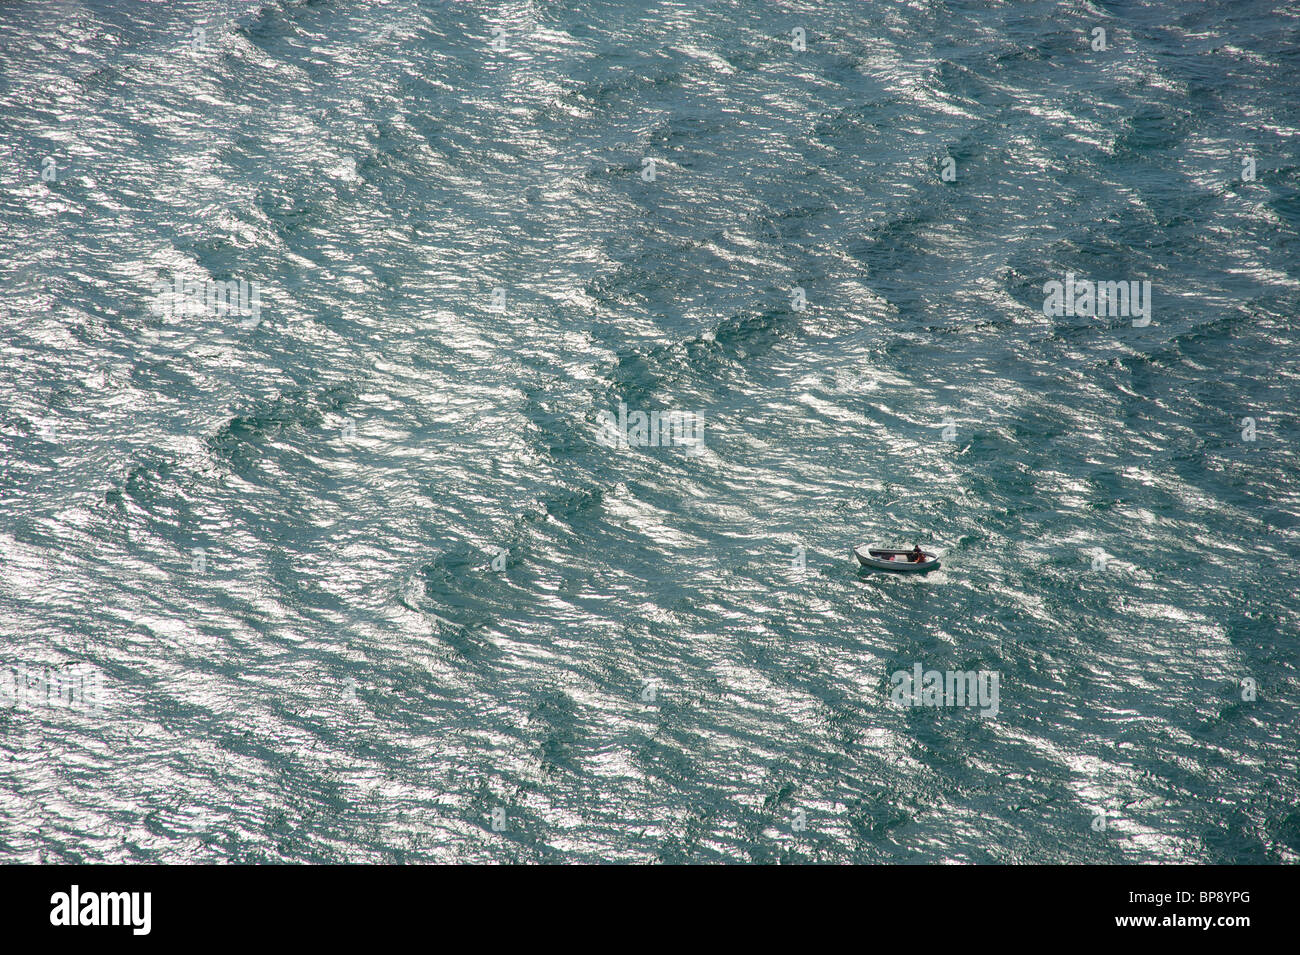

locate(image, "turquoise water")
[[1, 0, 1297, 863]]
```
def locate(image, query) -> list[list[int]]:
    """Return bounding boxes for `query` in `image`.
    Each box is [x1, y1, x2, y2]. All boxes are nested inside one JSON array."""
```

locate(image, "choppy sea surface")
[[1, 0, 1298, 864]]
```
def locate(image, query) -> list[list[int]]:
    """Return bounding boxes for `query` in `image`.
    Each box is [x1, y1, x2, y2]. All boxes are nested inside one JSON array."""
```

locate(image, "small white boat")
[[854, 546, 940, 572]]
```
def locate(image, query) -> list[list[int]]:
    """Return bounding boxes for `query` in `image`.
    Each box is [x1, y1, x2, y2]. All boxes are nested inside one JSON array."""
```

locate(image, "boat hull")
[[854, 546, 940, 572]]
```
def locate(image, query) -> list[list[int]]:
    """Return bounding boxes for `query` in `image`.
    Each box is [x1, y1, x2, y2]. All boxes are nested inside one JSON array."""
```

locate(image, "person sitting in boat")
[[909, 545, 925, 562]]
